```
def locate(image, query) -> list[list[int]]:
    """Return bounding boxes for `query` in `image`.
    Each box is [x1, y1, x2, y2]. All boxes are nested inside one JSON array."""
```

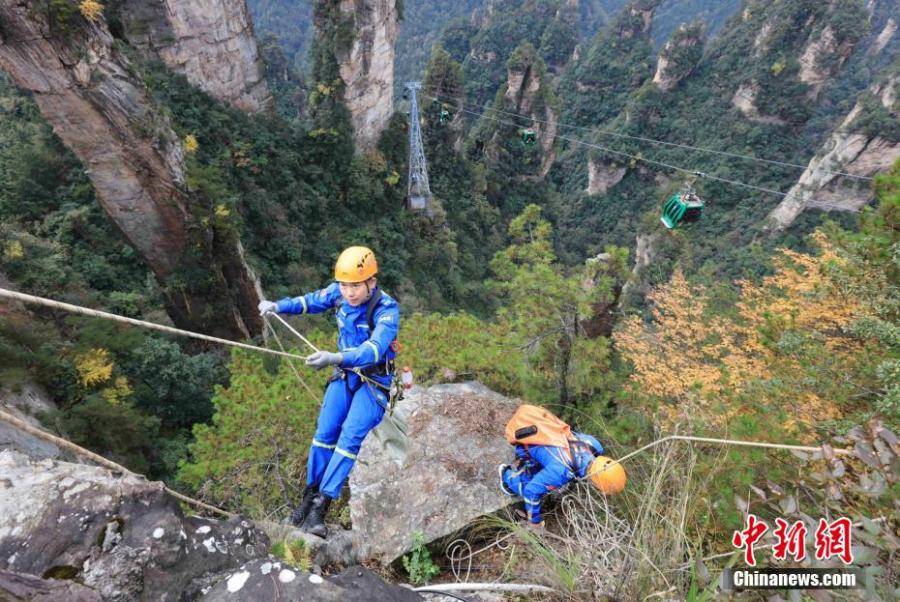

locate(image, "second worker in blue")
[[257, 246, 400, 538]]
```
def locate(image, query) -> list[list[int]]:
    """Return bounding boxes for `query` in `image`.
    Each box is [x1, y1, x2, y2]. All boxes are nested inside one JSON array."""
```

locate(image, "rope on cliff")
[[614, 434, 853, 463], [0, 288, 308, 361], [0, 408, 234, 518]]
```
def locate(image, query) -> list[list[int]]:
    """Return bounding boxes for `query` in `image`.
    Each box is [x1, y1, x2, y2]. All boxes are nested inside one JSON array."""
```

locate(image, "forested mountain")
[[0, 1, 897, 599]]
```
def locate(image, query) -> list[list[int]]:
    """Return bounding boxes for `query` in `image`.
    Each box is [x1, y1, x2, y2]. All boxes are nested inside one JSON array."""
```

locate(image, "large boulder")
[[0, 450, 268, 600], [349, 382, 519, 563]]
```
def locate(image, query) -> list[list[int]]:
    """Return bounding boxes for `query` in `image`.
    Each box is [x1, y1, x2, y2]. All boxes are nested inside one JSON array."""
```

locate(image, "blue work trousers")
[[502, 445, 573, 523], [307, 375, 387, 498]]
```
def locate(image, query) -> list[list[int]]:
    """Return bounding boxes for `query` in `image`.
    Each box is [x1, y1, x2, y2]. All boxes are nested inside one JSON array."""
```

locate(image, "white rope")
[[266, 311, 321, 355], [0, 409, 233, 518], [414, 583, 554, 594], [0, 287, 306, 361], [581, 434, 852, 481], [617, 434, 853, 463], [261, 315, 320, 404]]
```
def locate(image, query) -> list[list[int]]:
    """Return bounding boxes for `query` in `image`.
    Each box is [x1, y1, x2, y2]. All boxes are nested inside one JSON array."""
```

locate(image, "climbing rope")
[[0, 286, 407, 431], [0, 288, 307, 362], [616, 433, 852, 463], [263, 311, 409, 437], [0, 408, 234, 518], [260, 314, 320, 404]]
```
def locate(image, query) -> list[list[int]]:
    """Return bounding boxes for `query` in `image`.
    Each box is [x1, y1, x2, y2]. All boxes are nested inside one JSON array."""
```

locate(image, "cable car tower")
[[405, 82, 433, 216]]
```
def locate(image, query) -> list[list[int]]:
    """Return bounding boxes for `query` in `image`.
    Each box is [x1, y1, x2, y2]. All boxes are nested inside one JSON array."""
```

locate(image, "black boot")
[[290, 485, 318, 527], [302, 493, 332, 538]]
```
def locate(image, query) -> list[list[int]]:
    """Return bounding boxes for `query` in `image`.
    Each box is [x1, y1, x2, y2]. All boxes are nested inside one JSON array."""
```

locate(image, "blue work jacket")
[[515, 432, 603, 522], [276, 283, 400, 386]]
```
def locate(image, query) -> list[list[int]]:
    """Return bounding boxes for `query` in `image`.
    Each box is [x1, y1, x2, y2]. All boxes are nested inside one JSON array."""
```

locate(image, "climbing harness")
[[263, 311, 408, 438]]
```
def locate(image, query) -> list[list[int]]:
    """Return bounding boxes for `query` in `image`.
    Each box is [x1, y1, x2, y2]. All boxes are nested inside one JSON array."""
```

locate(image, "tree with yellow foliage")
[[616, 231, 886, 440], [78, 0, 104, 22]]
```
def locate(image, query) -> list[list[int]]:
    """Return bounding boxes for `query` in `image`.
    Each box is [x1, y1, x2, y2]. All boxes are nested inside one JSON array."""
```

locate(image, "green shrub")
[[402, 530, 440, 585]]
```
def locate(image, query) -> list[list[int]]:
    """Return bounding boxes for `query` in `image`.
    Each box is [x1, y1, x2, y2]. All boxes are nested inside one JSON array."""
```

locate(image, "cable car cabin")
[[439, 108, 451, 123], [520, 128, 536, 146], [661, 192, 704, 229]]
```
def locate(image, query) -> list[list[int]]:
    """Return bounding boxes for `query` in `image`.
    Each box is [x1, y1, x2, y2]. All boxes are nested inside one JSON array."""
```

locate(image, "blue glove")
[[258, 300, 278, 316], [305, 350, 343, 370]]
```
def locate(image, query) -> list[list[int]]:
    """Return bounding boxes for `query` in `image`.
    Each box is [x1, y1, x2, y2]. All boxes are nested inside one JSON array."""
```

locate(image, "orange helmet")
[[334, 246, 378, 283], [587, 456, 626, 494]]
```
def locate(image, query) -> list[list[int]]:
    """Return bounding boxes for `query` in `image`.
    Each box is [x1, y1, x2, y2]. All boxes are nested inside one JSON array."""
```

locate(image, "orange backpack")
[[505, 404, 573, 449]]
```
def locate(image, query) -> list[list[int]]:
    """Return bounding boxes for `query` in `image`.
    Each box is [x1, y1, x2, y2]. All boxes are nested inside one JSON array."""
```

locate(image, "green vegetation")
[[270, 538, 313, 571], [402, 530, 441, 584], [1, 1, 897, 596]]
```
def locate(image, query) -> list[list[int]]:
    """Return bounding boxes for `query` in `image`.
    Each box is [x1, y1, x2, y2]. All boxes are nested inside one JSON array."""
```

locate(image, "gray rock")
[[1, 381, 64, 460], [766, 75, 899, 231], [0, 450, 267, 601], [0, 568, 102, 601], [257, 521, 359, 571], [349, 382, 519, 563], [119, 0, 272, 113], [335, 0, 399, 151], [0, 1, 265, 340], [199, 559, 422, 601]]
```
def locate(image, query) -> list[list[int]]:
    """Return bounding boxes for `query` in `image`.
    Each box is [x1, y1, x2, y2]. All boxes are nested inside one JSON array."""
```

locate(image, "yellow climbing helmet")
[[588, 456, 627, 494], [334, 246, 378, 283]]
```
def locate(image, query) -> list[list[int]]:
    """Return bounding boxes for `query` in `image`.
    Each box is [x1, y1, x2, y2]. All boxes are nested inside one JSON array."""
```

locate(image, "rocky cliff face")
[[0, 2, 264, 339], [119, 0, 272, 113], [324, 0, 399, 151], [0, 449, 268, 599], [0, 450, 420, 601], [653, 23, 704, 92], [798, 25, 855, 99], [766, 77, 899, 231], [586, 158, 627, 195], [501, 46, 557, 178], [731, 82, 787, 125], [0, 381, 63, 461]]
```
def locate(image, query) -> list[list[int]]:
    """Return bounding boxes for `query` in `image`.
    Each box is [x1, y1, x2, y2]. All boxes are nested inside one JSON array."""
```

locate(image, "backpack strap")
[[366, 288, 383, 332]]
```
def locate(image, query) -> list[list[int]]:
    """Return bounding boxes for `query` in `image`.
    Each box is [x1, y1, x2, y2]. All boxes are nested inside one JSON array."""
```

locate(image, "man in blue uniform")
[[499, 433, 605, 530], [258, 246, 399, 537]]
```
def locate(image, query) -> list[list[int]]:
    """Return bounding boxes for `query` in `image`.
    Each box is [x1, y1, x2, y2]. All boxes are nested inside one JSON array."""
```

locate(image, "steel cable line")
[[428, 97, 864, 213], [423, 91, 874, 181]]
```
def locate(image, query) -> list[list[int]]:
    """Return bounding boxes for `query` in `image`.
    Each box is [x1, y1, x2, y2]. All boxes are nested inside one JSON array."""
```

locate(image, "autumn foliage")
[[616, 232, 883, 441]]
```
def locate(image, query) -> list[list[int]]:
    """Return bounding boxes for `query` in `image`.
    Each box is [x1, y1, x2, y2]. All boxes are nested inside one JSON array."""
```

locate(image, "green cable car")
[[439, 108, 451, 123], [520, 128, 536, 146], [661, 191, 704, 229]]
